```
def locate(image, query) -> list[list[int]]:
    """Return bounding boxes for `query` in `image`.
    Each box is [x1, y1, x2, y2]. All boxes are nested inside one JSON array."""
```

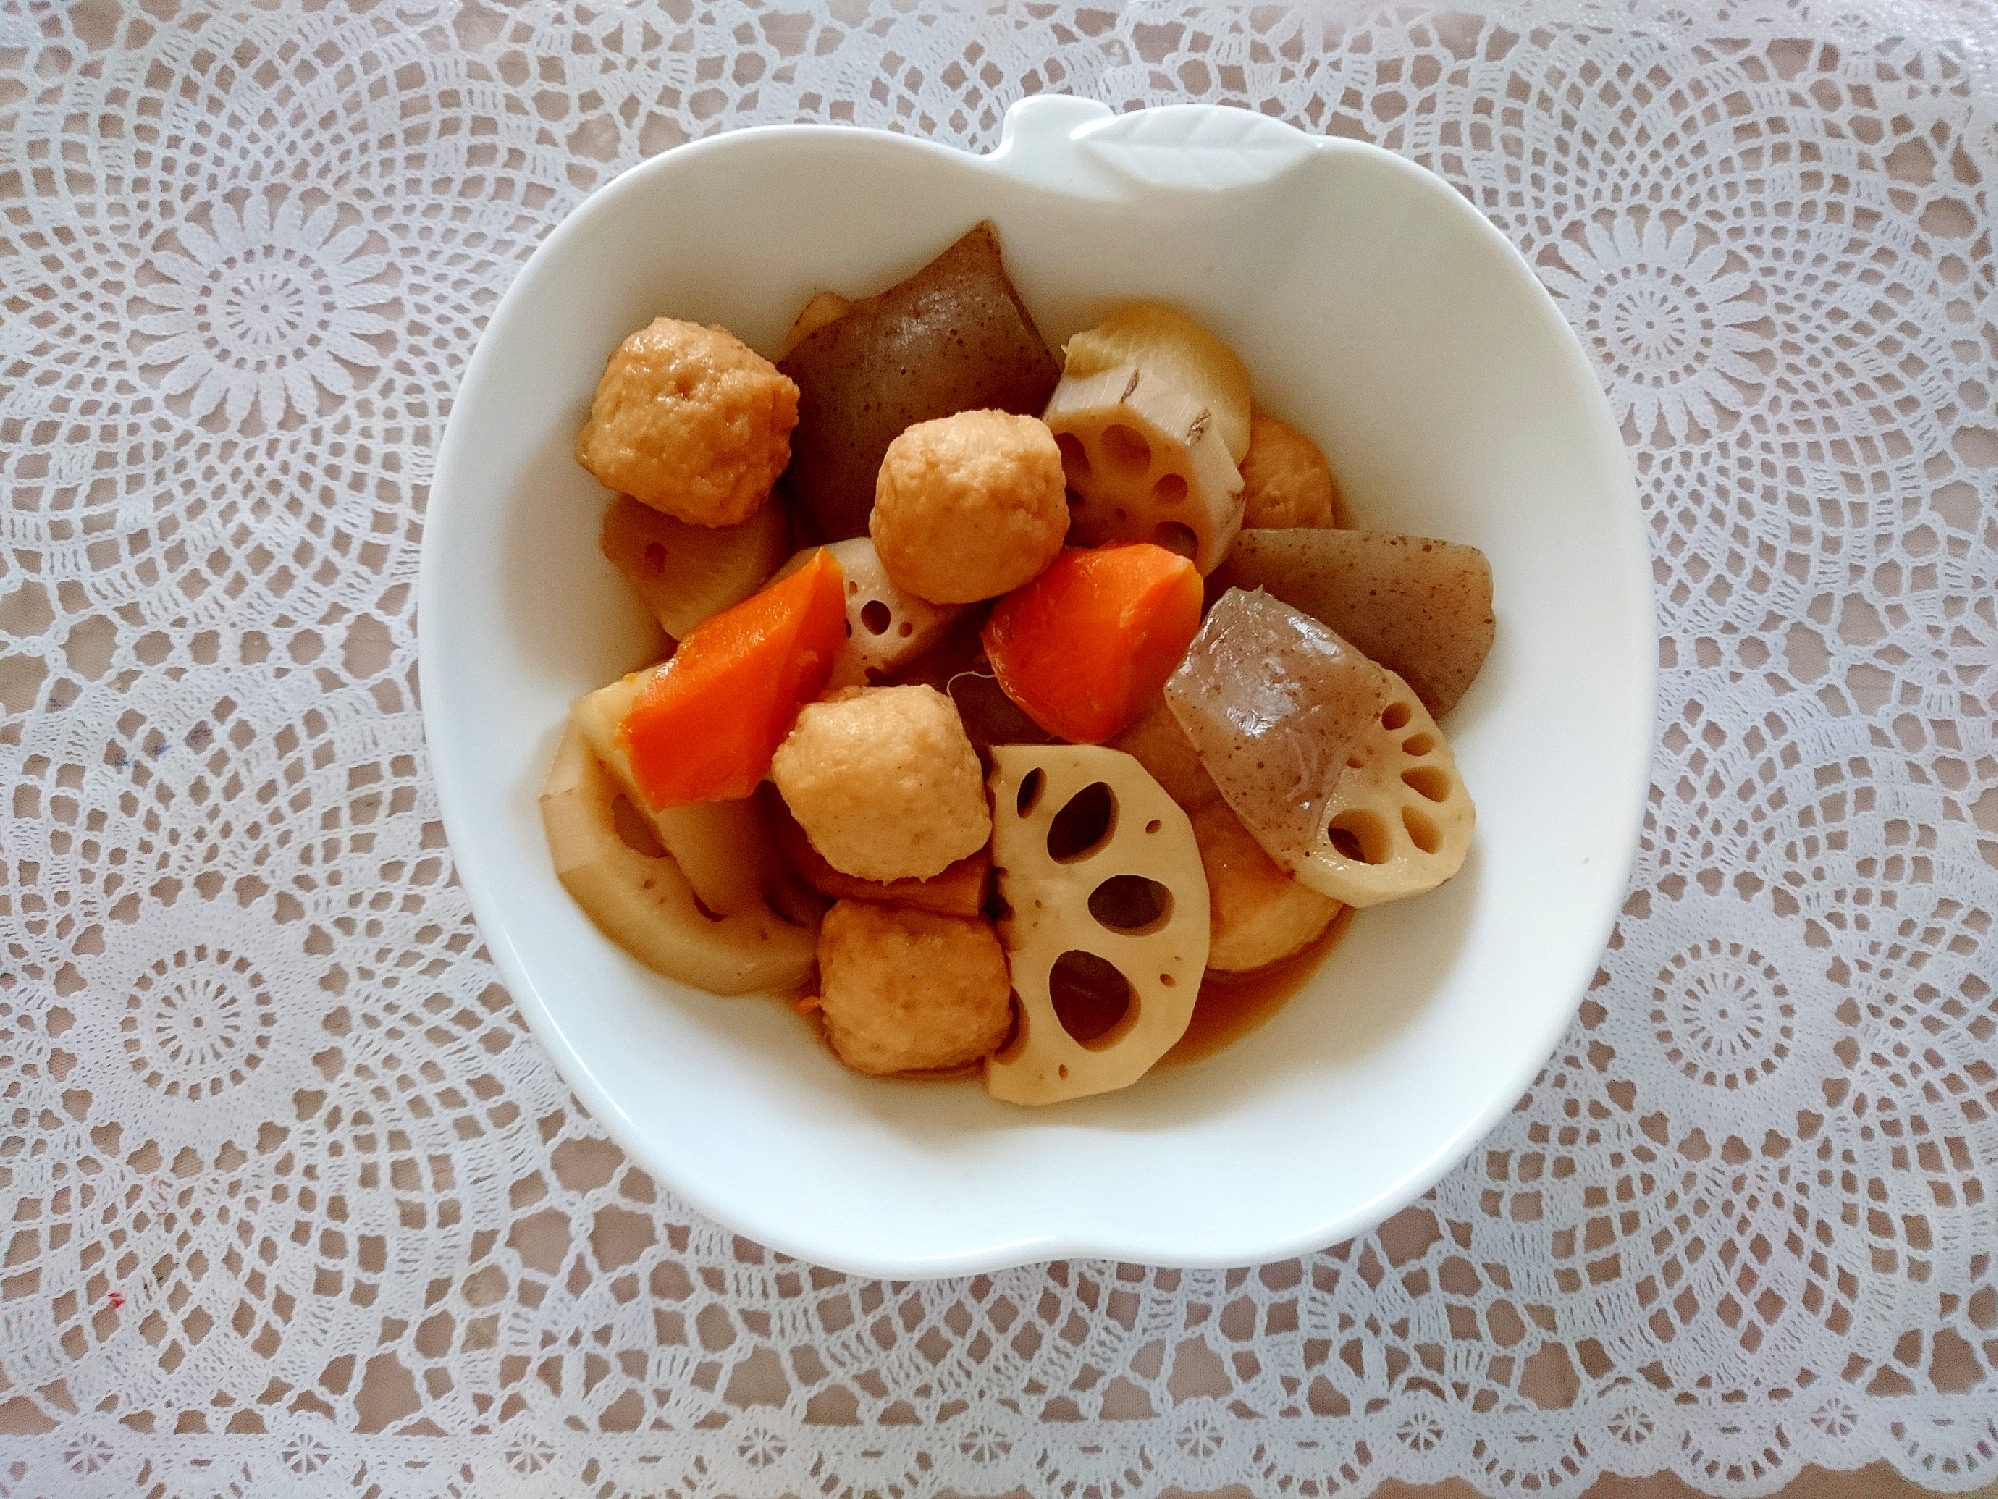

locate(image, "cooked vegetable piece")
[[1193, 800, 1342, 971], [778, 222, 1061, 542], [599, 493, 788, 641], [985, 745, 1211, 1105], [1164, 587, 1388, 875], [770, 684, 991, 882], [766, 789, 990, 918], [1106, 692, 1221, 813], [1293, 668, 1475, 907], [809, 536, 965, 689], [1062, 303, 1252, 461], [576, 318, 798, 526], [573, 672, 807, 920], [539, 725, 817, 994], [983, 544, 1204, 745], [618, 547, 846, 809], [1046, 303, 1251, 574], [1238, 410, 1343, 530], [814, 900, 1014, 1075], [1214, 529, 1495, 718]]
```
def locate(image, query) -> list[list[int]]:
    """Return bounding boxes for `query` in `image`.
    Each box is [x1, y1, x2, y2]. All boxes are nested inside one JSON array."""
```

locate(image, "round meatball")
[[770, 684, 991, 882], [815, 900, 1013, 1075], [1238, 410, 1343, 530], [575, 318, 798, 527], [870, 410, 1068, 603]]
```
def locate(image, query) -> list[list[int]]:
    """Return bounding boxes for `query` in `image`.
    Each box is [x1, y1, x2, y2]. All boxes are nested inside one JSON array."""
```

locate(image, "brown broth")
[[1160, 906, 1354, 1067]]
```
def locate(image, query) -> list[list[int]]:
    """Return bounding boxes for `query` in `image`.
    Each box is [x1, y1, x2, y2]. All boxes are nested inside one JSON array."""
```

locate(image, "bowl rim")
[[419, 97, 1657, 1277]]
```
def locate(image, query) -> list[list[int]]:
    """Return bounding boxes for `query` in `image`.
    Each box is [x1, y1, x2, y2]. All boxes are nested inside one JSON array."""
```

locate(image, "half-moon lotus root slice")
[[776, 538, 964, 690], [1061, 304, 1252, 461], [539, 725, 818, 995], [1046, 304, 1250, 574], [599, 493, 789, 643], [1292, 670, 1475, 907], [985, 745, 1211, 1105]]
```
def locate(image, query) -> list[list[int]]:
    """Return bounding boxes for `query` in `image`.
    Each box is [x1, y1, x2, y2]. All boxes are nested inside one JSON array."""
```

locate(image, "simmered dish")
[[544, 223, 1496, 1105]]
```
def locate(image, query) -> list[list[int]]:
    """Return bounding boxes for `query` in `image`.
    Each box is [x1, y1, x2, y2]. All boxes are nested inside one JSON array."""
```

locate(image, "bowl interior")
[[422, 105, 1653, 1276]]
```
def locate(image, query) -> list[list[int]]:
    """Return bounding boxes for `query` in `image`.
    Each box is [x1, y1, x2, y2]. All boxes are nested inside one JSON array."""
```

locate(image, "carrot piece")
[[620, 547, 846, 808], [982, 543, 1205, 744]]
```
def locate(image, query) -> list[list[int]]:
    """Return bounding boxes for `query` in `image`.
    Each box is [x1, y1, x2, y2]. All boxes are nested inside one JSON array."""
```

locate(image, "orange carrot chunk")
[[620, 547, 846, 808], [982, 543, 1205, 744]]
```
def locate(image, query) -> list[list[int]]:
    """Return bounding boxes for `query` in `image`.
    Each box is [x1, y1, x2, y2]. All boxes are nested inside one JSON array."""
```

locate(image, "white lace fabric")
[[3, 2, 1995, 1495]]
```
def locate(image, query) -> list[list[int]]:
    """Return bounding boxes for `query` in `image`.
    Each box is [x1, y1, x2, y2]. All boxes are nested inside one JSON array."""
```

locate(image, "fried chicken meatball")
[[575, 318, 798, 527], [770, 685, 991, 882], [814, 900, 1014, 1075], [1238, 410, 1342, 530], [870, 410, 1068, 604]]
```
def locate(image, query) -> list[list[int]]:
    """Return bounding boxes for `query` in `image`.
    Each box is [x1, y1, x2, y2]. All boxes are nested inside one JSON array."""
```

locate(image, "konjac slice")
[[617, 547, 846, 808], [1214, 529, 1495, 718], [599, 493, 789, 642], [778, 222, 1061, 541], [1293, 668, 1475, 906], [982, 543, 1204, 745], [1164, 587, 1388, 875], [539, 725, 817, 995]]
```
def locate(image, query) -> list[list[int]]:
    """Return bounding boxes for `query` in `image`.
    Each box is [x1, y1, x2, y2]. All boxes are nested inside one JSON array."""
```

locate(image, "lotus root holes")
[[1049, 949, 1135, 1048], [1101, 424, 1151, 472], [1403, 766, 1451, 802], [1046, 782, 1116, 863], [1087, 875, 1174, 936], [1328, 808, 1393, 864], [1057, 432, 1091, 481], [1015, 768, 1045, 818], [1402, 806, 1442, 854]]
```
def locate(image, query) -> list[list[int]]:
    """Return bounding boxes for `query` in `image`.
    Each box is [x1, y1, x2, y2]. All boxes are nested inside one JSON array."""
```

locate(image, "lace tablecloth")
[[3, 2, 1995, 1495]]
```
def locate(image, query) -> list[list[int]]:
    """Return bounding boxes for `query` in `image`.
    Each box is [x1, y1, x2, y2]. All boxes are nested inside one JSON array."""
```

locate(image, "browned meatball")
[[770, 685, 991, 882], [870, 410, 1068, 604], [575, 318, 797, 526], [1238, 409, 1343, 530], [815, 900, 1014, 1074]]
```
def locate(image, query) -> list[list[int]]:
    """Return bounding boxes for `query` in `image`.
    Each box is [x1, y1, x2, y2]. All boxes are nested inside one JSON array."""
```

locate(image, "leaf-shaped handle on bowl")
[[986, 96, 1318, 196]]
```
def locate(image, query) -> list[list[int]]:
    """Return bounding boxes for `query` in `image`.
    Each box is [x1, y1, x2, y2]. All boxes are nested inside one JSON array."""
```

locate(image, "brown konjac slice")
[[1214, 529, 1495, 718], [1164, 588, 1389, 876], [777, 222, 1061, 542]]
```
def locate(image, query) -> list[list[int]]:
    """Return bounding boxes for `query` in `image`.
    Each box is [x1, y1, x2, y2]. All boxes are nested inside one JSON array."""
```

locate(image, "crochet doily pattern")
[[2, 2, 1993, 1495]]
